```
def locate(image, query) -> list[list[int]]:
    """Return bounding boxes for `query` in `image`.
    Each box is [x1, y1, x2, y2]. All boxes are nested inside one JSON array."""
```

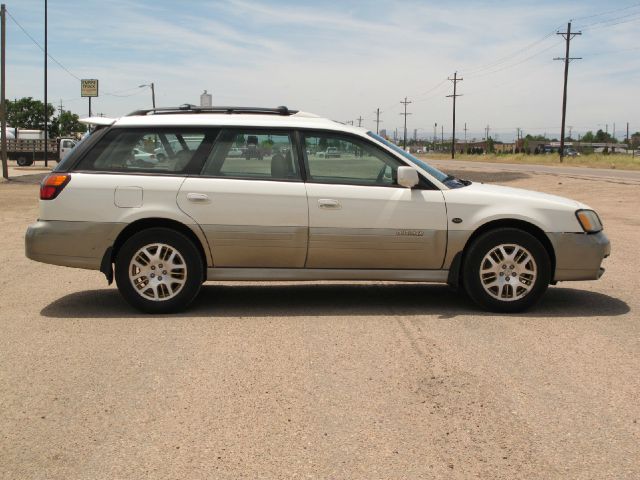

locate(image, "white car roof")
[[113, 110, 368, 136]]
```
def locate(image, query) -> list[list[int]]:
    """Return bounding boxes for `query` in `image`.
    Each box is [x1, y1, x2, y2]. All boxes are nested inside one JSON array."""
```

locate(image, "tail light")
[[40, 173, 71, 200]]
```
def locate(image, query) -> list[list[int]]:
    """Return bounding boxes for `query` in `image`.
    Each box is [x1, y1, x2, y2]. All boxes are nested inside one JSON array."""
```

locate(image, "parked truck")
[[4, 127, 77, 166]]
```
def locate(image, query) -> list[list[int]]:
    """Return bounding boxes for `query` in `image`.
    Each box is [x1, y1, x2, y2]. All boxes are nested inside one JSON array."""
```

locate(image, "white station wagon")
[[26, 106, 610, 313]]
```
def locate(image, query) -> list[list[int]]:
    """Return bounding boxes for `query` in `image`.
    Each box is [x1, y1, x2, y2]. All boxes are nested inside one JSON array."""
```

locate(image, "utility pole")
[[464, 122, 467, 143], [446, 71, 463, 159], [568, 125, 573, 139], [399, 97, 412, 149], [1, 3, 8, 179], [441, 125, 444, 148], [44, 0, 48, 167], [59, 98, 64, 115], [433, 123, 437, 148], [554, 21, 581, 162], [613, 122, 616, 141], [413, 128, 417, 142], [626, 122, 629, 144], [356, 115, 363, 128], [374, 108, 381, 134], [485, 125, 490, 152], [139, 83, 156, 109]]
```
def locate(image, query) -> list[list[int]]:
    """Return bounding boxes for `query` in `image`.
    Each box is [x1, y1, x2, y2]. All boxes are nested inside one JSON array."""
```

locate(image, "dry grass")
[[418, 152, 640, 171]]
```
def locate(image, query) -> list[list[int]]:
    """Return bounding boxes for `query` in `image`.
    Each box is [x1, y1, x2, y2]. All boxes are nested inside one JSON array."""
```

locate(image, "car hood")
[[460, 182, 589, 209], [441, 180, 593, 234]]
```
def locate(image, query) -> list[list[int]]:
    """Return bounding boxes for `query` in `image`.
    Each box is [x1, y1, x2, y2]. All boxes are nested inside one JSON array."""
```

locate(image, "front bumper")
[[548, 231, 611, 282], [25, 220, 125, 270]]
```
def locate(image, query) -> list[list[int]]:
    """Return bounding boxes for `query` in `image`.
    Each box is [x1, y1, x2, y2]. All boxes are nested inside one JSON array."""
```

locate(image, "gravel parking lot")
[[1, 166, 638, 479]]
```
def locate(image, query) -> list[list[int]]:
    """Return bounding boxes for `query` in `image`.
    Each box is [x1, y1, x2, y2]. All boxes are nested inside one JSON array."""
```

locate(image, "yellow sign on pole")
[[81, 79, 98, 97]]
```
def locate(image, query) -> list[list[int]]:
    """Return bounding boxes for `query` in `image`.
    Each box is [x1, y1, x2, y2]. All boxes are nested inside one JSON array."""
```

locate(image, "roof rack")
[[127, 105, 298, 117]]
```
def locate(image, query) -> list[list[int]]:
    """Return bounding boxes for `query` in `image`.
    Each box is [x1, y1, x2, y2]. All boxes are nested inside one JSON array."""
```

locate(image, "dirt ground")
[[1, 168, 638, 479]]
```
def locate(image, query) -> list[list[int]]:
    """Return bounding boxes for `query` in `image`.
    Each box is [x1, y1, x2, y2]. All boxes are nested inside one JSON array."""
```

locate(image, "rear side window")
[[76, 128, 215, 174], [201, 129, 300, 181]]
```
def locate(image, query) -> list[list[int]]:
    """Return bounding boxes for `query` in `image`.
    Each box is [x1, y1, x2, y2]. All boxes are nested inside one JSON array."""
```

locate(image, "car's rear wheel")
[[463, 228, 551, 313], [115, 228, 203, 313]]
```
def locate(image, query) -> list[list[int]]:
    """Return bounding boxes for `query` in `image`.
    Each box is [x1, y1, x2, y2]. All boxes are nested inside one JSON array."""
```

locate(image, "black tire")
[[463, 228, 551, 313], [17, 156, 32, 167], [115, 228, 203, 313]]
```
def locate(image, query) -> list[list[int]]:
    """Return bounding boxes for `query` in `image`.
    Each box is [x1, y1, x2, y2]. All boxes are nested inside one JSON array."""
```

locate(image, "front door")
[[301, 131, 447, 269], [177, 129, 308, 268]]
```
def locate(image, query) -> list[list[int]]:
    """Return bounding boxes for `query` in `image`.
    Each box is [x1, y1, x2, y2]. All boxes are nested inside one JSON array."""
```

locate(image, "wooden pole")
[[1, 4, 8, 179]]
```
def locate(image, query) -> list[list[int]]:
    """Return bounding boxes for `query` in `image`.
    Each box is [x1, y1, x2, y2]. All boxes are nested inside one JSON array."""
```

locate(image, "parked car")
[[564, 147, 580, 157], [317, 146, 340, 158], [228, 147, 243, 158], [26, 105, 610, 314]]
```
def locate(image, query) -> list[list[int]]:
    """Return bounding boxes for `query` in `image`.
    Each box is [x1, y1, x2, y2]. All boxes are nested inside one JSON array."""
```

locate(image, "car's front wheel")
[[115, 228, 203, 313], [463, 228, 551, 313]]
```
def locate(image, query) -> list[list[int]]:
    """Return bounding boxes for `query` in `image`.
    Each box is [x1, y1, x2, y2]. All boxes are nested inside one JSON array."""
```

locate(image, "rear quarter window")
[[75, 128, 216, 174]]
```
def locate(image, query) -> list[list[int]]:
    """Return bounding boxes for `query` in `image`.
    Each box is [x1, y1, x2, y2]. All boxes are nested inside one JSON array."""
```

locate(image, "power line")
[[573, 2, 640, 21], [580, 12, 640, 31], [6, 8, 152, 104], [414, 78, 448, 99], [465, 39, 563, 79], [6, 8, 81, 81], [463, 29, 560, 76]]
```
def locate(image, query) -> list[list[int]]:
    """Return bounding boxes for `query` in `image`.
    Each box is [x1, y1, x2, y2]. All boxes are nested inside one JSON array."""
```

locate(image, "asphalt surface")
[[1, 165, 639, 479]]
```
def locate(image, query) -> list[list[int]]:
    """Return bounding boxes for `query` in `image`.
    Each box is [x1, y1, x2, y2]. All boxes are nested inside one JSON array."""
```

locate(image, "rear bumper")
[[25, 220, 125, 270], [548, 231, 611, 281]]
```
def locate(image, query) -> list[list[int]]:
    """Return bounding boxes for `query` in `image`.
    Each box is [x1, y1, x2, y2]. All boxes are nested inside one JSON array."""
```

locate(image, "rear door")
[[177, 129, 308, 268]]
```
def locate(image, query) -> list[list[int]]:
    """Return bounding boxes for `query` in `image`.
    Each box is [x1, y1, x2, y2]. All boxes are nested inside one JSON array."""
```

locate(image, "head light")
[[575, 209, 603, 233]]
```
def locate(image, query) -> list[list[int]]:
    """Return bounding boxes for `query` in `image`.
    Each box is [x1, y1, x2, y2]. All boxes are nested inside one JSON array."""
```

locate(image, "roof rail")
[[127, 105, 298, 117]]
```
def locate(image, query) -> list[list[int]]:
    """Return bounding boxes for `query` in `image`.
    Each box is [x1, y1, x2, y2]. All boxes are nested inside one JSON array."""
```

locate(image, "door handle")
[[186, 192, 211, 203], [318, 198, 341, 210]]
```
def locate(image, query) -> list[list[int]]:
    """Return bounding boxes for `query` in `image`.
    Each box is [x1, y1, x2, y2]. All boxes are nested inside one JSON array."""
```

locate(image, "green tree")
[[594, 129, 617, 143], [6, 97, 56, 135], [57, 111, 87, 136], [524, 134, 550, 141], [581, 131, 595, 142]]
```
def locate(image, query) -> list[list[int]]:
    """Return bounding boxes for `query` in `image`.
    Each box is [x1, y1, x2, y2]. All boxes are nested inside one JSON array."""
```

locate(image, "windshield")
[[367, 131, 450, 182]]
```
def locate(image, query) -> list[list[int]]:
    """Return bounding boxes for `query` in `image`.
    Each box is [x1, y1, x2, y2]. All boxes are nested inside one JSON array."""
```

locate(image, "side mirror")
[[397, 166, 419, 188]]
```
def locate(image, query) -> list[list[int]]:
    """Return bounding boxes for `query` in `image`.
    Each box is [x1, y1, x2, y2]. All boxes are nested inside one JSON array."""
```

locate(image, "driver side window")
[[303, 132, 401, 186]]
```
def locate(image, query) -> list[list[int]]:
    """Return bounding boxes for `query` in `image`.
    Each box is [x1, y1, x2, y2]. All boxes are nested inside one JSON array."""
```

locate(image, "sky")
[[5, 0, 640, 141]]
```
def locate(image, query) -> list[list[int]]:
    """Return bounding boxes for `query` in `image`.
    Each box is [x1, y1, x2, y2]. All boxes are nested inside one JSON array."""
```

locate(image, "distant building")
[[200, 90, 212, 107]]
